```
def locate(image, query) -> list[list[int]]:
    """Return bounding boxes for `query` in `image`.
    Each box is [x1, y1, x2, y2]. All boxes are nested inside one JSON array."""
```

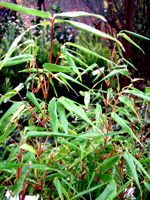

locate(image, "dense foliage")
[[0, 2, 150, 200]]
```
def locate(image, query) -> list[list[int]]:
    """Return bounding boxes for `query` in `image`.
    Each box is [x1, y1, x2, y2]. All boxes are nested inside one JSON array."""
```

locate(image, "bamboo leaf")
[[58, 72, 90, 90], [99, 155, 120, 175], [57, 102, 68, 134], [16, 165, 29, 197], [26, 91, 41, 112], [0, 2, 51, 18], [0, 163, 24, 169], [119, 95, 137, 115], [132, 155, 150, 180], [95, 182, 117, 200], [61, 46, 81, 80], [56, 19, 124, 49], [100, 69, 128, 82], [58, 97, 94, 127], [120, 30, 150, 41], [0, 54, 33, 67], [65, 42, 113, 64], [44, 63, 73, 73], [118, 32, 144, 53], [0, 102, 20, 124], [124, 152, 142, 195], [71, 182, 109, 200], [53, 178, 64, 200], [0, 22, 50, 70], [48, 98, 58, 132], [54, 11, 106, 22], [21, 144, 36, 154], [0, 124, 16, 143], [123, 89, 150, 101], [112, 112, 141, 144]]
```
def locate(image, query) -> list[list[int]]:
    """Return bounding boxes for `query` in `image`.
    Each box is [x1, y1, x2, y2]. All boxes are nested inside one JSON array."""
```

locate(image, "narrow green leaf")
[[0, 54, 33, 67], [65, 42, 113, 64], [57, 139, 84, 152], [0, 2, 51, 18], [56, 20, 124, 49], [44, 63, 73, 73], [114, 181, 131, 198], [112, 112, 141, 144], [119, 95, 137, 115], [26, 91, 41, 112], [61, 46, 81, 80], [118, 32, 144, 53], [53, 178, 64, 200], [0, 163, 24, 169], [61, 184, 70, 200], [122, 58, 136, 70], [124, 152, 141, 194], [16, 165, 29, 197], [54, 11, 106, 22], [48, 98, 58, 132], [123, 89, 150, 101], [61, 178, 78, 195], [0, 102, 20, 124], [132, 156, 150, 180], [95, 182, 117, 200], [21, 144, 36, 154], [84, 92, 90, 108], [58, 97, 94, 127], [0, 124, 16, 143], [100, 69, 128, 82], [100, 155, 120, 175], [0, 22, 49, 70], [58, 72, 90, 90], [31, 164, 63, 174], [120, 30, 150, 41], [57, 102, 68, 134], [71, 182, 108, 200], [144, 182, 150, 191]]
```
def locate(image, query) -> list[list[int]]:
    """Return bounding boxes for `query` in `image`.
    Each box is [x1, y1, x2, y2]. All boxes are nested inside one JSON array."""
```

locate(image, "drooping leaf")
[[48, 98, 58, 132], [71, 182, 109, 200], [26, 91, 41, 112], [21, 144, 36, 154], [44, 63, 73, 73], [54, 11, 106, 22], [61, 46, 81, 80], [118, 32, 144, 53], [0, 22, 50, 70], [65, 42, 113, 64], [123, 89, 150, 101], [119, 95, 137, 115], [0, 2, 51, 18], [112, 112, 141, 144], [0, 124, 17, 143], [16, 165, 29, 197], [120, 30, 150, 41], [0, 54, 33, 67], [56, 20, 124, 49], [95, 182, 117, 200], [53, 178, 64, 200], [124, 152, 141, 195], [58, 72, 90, 90], [57, 102, 68, 134], [100, 69, 128, 82], [0, 102, 20, 123], [58, 97, 94, 127]]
